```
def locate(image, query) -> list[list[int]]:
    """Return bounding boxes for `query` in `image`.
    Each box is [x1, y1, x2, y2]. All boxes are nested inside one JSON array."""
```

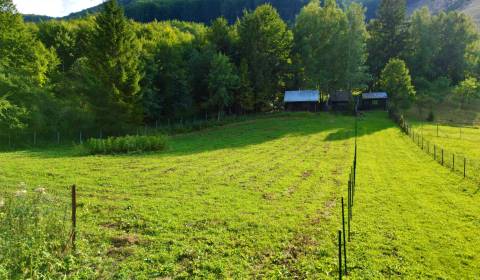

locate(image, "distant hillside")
[[23, 0, 480, 24]]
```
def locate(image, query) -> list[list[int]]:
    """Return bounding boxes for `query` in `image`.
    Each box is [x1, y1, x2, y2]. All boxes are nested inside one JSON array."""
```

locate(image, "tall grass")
[[84, 135, 168, 155], [0, 185, 73, 278]]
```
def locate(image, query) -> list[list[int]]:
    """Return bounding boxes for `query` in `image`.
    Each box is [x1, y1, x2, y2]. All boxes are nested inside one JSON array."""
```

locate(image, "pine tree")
[[89, 0, 142, 131], [367, 0, 408, 81]]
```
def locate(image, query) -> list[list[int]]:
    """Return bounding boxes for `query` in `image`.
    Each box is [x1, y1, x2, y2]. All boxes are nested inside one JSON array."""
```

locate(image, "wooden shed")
[[360, 92, 388, 110], [329, 91, 353, 111], [284, 90, 320, 112]]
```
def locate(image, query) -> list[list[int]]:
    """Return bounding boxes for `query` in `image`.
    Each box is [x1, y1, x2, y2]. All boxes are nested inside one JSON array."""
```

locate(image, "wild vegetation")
[[0, 185, 76, 279], [84, 135, 168, 155]]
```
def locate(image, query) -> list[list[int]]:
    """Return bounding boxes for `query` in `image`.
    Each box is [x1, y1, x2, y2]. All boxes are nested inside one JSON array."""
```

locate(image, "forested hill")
[[24, 0, 480, 24]]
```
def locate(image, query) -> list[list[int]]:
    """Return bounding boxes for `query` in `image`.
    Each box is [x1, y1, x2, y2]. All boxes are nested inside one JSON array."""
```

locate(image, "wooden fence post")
[[71, 185, 77, 252], [442, 149, 444, 166], [452, 154, 455, 171]]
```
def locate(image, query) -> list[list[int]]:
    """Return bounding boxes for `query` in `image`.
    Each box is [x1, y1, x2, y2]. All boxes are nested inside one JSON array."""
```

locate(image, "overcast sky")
[[13, 0, 104, 17]]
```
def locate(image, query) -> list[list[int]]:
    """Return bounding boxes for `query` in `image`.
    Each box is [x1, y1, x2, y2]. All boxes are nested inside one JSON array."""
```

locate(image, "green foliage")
[[0, 97, 27, 130], [380, 58, 415, 110], [294, 0, 369, 93], [0, 185, 75, 278], [84, 135, 168, 154], [367, 0, 408, 79], [454, 76, 480, 107], [237, 4, 292, 112], [88, 0, 143, 131], [207, 53, 239, 119]]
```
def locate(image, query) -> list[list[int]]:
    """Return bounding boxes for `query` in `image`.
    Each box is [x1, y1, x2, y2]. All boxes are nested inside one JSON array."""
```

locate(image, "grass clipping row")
[[84, 135, 168, 155]]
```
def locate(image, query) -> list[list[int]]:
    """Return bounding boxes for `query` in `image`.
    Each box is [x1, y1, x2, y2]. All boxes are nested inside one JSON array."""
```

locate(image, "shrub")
[[84, 135, 168, 154], [0, 185, 73, 278]]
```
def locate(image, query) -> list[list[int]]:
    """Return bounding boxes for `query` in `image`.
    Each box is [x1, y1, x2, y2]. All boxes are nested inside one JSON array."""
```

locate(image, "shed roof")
[[284, 90, 320, 103], [329, 91, 352, 103], [362, 92, 388, 100]]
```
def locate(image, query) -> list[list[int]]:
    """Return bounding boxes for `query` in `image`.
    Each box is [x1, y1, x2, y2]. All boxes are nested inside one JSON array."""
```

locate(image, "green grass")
[[350, 113, 480, 278], [0, 112, 478, 278], [410, 122, 480, 160]]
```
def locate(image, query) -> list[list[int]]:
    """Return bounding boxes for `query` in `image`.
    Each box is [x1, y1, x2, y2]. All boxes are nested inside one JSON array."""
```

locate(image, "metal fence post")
[[71, 185, 77, 252]]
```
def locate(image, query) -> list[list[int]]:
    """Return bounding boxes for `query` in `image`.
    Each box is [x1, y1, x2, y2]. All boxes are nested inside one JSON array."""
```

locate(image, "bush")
[[84, 135, 168, 154], [0, 184, 73, 278]]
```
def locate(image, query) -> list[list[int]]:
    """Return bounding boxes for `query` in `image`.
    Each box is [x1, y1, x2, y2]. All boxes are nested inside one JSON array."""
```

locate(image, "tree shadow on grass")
[[12, 112, 394, 159], [324, 111, 395, 141]]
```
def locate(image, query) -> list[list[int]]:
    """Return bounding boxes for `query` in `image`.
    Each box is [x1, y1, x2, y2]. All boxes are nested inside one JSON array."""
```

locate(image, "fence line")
[[337, 116, 359, 279], [389, 111, 480, 183]]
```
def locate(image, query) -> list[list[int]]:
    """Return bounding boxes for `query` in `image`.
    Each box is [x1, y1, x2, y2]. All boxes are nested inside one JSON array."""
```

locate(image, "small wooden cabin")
[[284, 90, 320, 112], [360, 92, 388, 110], [329, 91, 352, 111]]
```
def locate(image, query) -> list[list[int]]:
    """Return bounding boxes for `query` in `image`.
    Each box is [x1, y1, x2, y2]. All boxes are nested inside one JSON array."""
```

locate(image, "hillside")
[[23, 0, 480, 24]]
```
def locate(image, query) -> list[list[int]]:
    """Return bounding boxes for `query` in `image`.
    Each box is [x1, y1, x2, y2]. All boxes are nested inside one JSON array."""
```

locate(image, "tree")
[[454, 77, 479, 108], [237, 4, 292, 112], [380, 58, 415, 111], [367, 0, 408, 80], [207, 17, 235, 56], [433, 12, 479, 84], [88, 0, 142, 131], [207, 53, 239, 120], [405, 8, 438, 84], [344, 3, 370, 91], [294, 0, 368, 94]]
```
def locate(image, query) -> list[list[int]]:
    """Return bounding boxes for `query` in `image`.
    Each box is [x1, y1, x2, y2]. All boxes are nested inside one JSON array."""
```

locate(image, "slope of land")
[[0, 112, 478, 278], [22, 0, 480, 24]]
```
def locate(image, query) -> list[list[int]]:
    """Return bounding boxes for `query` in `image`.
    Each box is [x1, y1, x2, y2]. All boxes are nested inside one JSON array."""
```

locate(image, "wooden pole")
[[71, 185, 77, 252], [442, 149, 444, 166], [452, 154, 455, 171]]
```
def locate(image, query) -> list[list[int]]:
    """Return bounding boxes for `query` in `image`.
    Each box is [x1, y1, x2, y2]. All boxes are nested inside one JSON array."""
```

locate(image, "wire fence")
[[337, 117, 358, 279], [0, 113, 264, 150], [390, 111, 480, 183]]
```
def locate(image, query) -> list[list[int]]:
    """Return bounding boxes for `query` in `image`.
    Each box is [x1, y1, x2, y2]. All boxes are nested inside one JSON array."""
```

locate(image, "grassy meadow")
[[0, 112, 479, 278]]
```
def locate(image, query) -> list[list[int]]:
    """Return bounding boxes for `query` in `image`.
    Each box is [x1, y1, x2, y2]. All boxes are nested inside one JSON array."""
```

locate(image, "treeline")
[[1, 0, 479, 135]]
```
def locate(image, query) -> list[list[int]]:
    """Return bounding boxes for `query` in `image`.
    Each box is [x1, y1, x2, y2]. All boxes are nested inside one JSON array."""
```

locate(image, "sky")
[[13, 0, 104, 17]]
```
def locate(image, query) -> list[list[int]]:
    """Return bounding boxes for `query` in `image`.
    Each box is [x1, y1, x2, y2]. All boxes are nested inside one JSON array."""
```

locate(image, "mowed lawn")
[[350, 113, 480, 279], [0, 113, 356, 279], [0, 112, 479, 279]]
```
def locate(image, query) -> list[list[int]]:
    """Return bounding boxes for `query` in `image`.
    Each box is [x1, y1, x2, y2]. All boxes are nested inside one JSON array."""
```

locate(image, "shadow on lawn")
[[324, 111, 395, 141], [12, 112, 394, 158]]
